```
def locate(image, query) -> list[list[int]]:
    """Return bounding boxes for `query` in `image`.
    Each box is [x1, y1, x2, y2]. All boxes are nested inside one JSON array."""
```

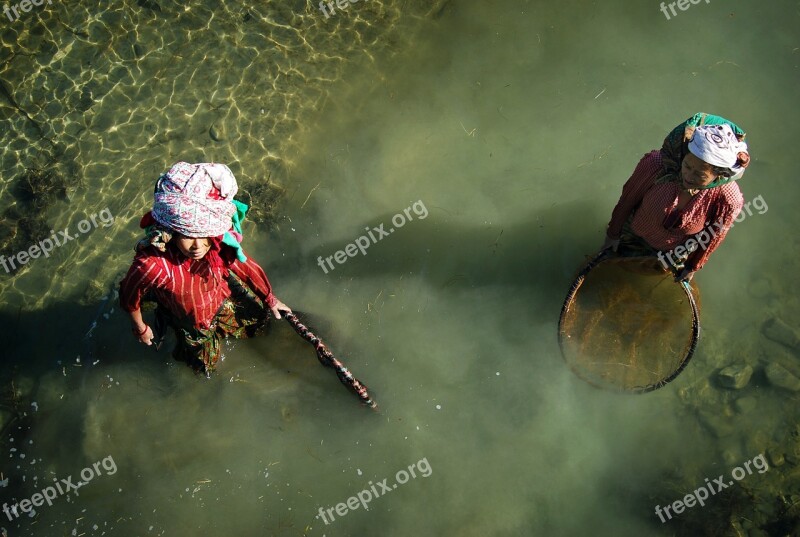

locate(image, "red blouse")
[[607, 150, 743, 271], [120, 245, 277, 329]]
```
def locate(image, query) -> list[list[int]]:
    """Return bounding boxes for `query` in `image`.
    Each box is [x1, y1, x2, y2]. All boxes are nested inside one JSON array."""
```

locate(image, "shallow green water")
[[1, 1, 799, 536]]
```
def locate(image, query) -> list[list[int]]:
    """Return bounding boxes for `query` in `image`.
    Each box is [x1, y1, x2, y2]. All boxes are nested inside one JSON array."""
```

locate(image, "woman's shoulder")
[[629, 150, 666, 187], [718, 181, 744, 202], [711, 182, 744, 212]]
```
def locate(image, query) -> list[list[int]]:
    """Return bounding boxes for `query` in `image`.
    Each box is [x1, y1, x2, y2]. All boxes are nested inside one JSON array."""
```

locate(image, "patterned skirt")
[[155, 272, 269, 376]]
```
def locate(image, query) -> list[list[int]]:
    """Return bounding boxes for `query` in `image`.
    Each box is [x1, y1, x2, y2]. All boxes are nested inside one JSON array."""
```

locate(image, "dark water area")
[[1, 0, 799, 536]]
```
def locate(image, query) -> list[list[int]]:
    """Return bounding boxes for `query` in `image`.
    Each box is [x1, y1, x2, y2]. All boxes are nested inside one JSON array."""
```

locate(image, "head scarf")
[[136, 162, 249, 263], [688, 124, 750, 178], [659, 113, 750, 189], [151, 162, 238, 237]]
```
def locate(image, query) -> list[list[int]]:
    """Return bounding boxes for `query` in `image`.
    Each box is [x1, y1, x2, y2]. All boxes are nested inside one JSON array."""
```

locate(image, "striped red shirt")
[[119, 245, 277, 330], [607, 150, 743, 271]]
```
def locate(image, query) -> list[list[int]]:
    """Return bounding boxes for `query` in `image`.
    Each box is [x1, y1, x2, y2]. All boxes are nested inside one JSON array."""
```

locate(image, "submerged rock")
[[209, 123, 225, 142], [745, 430, 770, 457], [765, 362, 800, 392], [697, 409, 736, 438], [678, 378, 720, 407], [717, 364, 753, 389], [760, 341, 800, 379], [734, 396, 757, 414], [762, 317, 800, 351], [767, 448, 785, 467]]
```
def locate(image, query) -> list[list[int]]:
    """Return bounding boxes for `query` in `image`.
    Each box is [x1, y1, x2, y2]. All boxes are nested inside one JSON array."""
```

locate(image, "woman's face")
[[680, 152, 718, 190], [174, 234, 211, 260]]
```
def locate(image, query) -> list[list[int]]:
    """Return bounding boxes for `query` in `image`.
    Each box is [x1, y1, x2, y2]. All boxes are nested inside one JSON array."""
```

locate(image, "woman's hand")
[[675, 268, 696, 283], [269, 298, 292, 320], [128, 309, 154, 345], [133, 324, 154, 345]]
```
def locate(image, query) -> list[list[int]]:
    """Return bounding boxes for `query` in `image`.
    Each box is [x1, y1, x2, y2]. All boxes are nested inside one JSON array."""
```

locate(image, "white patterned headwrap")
[[688, 124, 749, 177], [151, 162, 238, 237]]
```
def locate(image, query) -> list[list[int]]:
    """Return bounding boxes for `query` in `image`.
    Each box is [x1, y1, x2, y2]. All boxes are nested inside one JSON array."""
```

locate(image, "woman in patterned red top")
[[120, 162, 291, 376], [603, 113, 751, 281]]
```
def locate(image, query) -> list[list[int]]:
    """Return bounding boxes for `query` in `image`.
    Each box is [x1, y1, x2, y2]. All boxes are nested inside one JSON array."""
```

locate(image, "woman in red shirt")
[[603, 113, 751, 281], [120, 162, 291, 376]]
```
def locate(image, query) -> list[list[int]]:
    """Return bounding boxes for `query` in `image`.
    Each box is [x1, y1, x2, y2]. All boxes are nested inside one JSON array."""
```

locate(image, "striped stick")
[[284, 312, 377, 408]]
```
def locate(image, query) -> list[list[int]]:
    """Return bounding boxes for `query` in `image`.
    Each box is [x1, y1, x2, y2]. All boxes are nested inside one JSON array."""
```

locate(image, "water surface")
[[1, 1, 798, 536]]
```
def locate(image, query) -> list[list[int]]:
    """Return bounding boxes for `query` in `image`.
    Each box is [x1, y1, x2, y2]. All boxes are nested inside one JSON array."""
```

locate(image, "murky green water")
[[1, 0, 799, 536]]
